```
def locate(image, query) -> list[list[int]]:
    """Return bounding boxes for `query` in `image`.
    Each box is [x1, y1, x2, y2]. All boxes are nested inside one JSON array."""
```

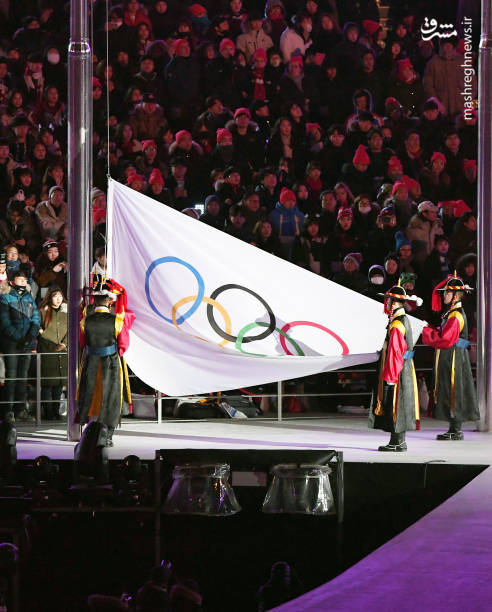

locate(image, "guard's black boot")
[[378, 432, 407, 452], [437, 419, 464, 440], [106, 427, 115, 447]]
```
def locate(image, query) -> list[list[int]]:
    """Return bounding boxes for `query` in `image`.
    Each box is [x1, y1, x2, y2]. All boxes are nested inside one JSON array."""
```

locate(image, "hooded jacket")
[[269, 201, 305, 237], [0, 282, 40, 346]]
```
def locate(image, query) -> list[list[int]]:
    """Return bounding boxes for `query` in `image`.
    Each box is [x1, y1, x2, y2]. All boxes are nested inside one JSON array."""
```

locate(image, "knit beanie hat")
[[216, 128, 232, 144], [392, 181, 408, 196], [337, 207, 353, 221], [395, 230, 411, 251], [175, 130, 191, 145], [219, 38, 235, 53], [148, 168, 165, 185], [279, 187, 296, 204], [343, 252, 362, 268], [352, 145, 370, 166]]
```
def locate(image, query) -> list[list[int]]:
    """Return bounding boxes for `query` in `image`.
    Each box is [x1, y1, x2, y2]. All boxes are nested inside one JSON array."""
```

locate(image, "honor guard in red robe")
[[369, 283, 422, 451], [422, 274, 479, 440]]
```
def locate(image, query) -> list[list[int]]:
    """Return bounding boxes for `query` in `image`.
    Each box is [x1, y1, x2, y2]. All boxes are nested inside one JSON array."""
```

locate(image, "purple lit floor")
[[276, 459, 492, 612], [16, 415, 492, 611], [15, 414, 492, 464]]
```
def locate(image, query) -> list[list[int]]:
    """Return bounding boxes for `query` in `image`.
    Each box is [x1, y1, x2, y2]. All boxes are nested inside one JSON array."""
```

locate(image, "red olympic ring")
[[279, 321, 349, 355]]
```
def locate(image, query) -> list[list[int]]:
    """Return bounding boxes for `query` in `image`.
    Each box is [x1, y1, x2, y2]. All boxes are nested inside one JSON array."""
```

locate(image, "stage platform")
[[277, 457, 492, 612], [15, 414, 492, 464]]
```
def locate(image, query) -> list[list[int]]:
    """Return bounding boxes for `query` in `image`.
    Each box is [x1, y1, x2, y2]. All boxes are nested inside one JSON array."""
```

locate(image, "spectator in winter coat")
[[227, 108, 265, 172], [387, 58, 426, 117], [419, 152, 452, 203], [252, 219, 285, 257], [418, 98, 451, 154], [263, 1, 288, 47], [341, 145, 375, 198], [317, 124, 351, 186], [292, 217, 328, 275], [333, 22, 367, 74], [225, 204, 253, 243], [326, 207, 363, 276], [364, 264, 386, 301], [318, 190, 338, 236], [423, 39, 477, 119], [279, 13, 313, 63], [334, 252, 368, 293], [33, 239, 67, 298], [365, 205, 398, 266], [129, 92, 166, 140], [35, 186, 67, 240], [255, 167, 280, 213], [199, 195, 225, 231], [269, 187, 305, 260], [236, 11, 274, 63], [0, 268, 40, 420], [132, 56, 166, 106], [423, 234, 451, 295], [398, 129, 427, 180], [164, 39, 202, 112], [449, 211, 477, 265], [394, 231, 421, 277], [459, 159, 477, 213], [406, 200, 444, 264]]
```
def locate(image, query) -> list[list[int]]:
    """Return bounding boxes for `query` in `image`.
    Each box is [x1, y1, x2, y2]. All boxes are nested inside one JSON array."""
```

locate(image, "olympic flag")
[[107, 180, 425, 395]]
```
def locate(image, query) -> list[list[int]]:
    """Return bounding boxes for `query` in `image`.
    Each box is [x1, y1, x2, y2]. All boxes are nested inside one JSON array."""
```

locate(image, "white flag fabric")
[[107, 180, 425, 396]]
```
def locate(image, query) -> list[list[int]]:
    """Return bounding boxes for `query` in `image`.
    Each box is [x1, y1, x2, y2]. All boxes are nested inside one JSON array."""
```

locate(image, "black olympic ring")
[[207, 284, 276, 343]]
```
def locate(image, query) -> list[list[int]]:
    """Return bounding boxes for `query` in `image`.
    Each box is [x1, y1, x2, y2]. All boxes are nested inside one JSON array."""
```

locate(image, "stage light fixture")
[[262, 464, 335, 515], [0, 416, 17, 485], [73, 421, 110, 484], [115, 455, 150, 506], [26, 456, 61, 505], [70, 422, 113, 504], [163, 463, 242, 516]]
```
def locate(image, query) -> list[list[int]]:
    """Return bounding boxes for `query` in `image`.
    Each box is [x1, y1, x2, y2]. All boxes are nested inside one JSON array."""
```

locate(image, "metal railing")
[[0, 343, 477, 428], [0, 351, 67, 427]]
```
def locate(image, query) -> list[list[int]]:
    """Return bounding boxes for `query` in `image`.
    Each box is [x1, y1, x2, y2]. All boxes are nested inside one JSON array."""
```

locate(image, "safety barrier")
[[0, 343, 477, 427]]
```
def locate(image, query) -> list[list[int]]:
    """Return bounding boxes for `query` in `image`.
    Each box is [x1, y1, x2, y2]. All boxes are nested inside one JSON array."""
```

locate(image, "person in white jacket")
[[279, 13, 313, 63], [236, 11, 274, 63]]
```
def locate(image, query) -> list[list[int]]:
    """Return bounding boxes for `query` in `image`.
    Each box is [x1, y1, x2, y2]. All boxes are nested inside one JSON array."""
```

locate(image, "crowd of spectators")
[[0, 0, 480, 417]]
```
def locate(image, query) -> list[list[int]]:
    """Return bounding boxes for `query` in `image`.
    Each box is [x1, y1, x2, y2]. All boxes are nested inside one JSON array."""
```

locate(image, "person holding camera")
[[33, 239, 67, 299], [0, 268, 40, 421]]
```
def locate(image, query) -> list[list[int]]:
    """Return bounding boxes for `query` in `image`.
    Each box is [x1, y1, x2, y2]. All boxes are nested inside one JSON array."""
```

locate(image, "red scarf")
[[252, 67, 266, 100]]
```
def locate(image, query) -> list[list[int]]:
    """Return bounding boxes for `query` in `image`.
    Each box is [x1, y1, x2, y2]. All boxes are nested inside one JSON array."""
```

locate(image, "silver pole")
[[477, 0, 492, 431], [157, 391, 162, 424], [277, 380, 283, 422], [35, 352, 41, 426], [67, 0, 92, 441]]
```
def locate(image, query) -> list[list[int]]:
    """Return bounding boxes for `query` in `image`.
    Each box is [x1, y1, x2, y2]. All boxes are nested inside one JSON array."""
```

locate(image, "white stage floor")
[[16, 415, 492, 464]]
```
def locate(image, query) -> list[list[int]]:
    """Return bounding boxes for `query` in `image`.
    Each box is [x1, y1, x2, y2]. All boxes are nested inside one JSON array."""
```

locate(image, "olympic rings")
[[235, 322, 305, 357], [145, 257, 204, 324], [172, 296, 232, 347], [208, 284, 276, 343], [144, 258, 350, 355], [280, 321, 350, 355]]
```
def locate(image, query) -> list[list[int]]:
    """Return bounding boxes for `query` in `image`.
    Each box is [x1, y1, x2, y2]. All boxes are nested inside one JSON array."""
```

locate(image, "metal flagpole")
[[67, 0, 92, 440], [477, 0, 492, 431]]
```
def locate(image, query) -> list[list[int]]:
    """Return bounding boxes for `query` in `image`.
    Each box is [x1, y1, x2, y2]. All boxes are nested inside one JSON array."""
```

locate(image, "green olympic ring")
[[235, 321, 305, 356]]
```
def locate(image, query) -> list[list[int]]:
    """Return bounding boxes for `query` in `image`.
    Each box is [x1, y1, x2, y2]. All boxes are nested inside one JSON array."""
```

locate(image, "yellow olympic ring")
[[171, 295, 232, 347]]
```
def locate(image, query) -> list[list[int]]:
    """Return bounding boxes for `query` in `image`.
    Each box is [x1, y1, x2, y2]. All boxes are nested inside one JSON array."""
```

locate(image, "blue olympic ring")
[[145, 257, 205, 324]]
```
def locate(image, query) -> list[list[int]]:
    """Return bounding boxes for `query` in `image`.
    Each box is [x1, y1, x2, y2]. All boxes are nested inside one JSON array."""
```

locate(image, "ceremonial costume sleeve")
[[382, 323, 407, 384], [422, 312, 462, 349], [105, 279, 135, 356]]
